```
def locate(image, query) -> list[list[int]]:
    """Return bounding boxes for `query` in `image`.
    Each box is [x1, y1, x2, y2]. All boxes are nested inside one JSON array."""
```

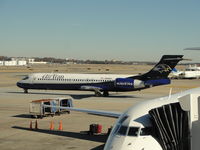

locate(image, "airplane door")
[[31, 77, 36, 84]]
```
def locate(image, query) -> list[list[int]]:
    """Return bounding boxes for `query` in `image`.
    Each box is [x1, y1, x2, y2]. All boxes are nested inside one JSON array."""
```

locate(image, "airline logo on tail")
[[153, 64, 172, 73]]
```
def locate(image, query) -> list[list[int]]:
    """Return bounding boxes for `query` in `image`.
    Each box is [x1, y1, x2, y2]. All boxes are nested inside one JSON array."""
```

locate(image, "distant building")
[[28, 59, 35, 64], [18, 60, 27, 66], [28, 58, 47, 65], [0, 61, 4, 66], [4, 61, 17, 66], [0, 58, 27, 66]]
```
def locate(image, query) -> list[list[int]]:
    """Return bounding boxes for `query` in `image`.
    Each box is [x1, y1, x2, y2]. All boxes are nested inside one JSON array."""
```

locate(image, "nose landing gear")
[[24, 89, 28, 93]]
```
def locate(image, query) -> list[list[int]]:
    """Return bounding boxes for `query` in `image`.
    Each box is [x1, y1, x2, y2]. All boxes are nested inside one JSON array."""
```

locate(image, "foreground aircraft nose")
[[104, 136, 138, 150]]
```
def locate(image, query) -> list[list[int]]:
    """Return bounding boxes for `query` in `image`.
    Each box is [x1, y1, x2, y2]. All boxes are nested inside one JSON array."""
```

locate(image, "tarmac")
[[0, 64, 199, 150]]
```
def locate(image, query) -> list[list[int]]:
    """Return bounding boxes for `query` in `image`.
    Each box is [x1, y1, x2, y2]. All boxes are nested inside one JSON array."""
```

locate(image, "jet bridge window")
[[140, 127, 153, 136], [128, 127, 140, 136]]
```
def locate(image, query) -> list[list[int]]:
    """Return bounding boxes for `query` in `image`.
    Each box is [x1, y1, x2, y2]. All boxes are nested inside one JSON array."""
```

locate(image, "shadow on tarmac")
[[12, 126, 107, 149], [7, 91, 138, 99], [12, 114, 31, 118], [90, 144, 105, 150], [7, 91, 96, 99]]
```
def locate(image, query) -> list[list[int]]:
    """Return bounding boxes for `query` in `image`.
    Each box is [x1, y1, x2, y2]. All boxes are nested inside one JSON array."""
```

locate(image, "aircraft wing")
[[43, 105, 122, 118], [80, 85, 103, 91]]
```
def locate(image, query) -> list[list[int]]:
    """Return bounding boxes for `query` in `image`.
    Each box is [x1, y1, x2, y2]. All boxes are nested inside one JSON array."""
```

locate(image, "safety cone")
[[35, 120, 38, 130], [50, 121, 54, 130], [58, 121, 63, 131], [30, 121, 33, 130]]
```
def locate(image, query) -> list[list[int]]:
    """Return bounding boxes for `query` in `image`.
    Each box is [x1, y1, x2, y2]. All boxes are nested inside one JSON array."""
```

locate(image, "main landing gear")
[[103, 91, 109, 97], [24, 89, 28, 93], [94, 90, 109, 97]]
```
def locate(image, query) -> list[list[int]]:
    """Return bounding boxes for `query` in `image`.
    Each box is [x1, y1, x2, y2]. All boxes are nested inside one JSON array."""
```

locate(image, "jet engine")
[[114, 78, 145, 89]]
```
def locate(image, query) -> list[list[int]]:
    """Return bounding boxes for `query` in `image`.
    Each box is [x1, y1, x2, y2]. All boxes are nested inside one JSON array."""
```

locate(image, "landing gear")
[[24, 89, 28, 93], [94, 90, 109, 97], [94, 90, 102, 97], [103, 91, 109, 97]]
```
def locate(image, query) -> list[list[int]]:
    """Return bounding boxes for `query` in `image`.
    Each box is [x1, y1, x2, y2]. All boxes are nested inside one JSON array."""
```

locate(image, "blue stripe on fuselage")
[[144, 78, 170, 86], [16, 81, 142, 92], [17, 82, 114, 91]]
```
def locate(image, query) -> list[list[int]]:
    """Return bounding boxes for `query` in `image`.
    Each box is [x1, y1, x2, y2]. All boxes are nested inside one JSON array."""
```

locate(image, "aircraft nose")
[[104, 136, 125, 150], [104, 135, 139, 150], [16, 81, 23, 88]]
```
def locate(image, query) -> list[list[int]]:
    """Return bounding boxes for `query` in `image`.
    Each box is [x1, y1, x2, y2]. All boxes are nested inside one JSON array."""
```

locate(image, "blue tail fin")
[[131, 55, 183, 80]]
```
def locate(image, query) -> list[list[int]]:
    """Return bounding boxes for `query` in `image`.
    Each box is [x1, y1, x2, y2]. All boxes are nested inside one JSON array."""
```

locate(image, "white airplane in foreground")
[[17, 55, 183, 96], [44, 87, 200, 150]]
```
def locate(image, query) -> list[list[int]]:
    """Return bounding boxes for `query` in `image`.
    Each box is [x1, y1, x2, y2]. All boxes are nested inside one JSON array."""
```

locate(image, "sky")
[[0, 0, 200, 62]]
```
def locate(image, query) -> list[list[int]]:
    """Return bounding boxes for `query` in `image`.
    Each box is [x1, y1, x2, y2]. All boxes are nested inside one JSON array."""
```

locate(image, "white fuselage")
[[180, 65, 200, 79], [26, 73, 131, 84], [16, 73, 148, 94], [180, 70, 200, 79], [104, 87, 200, 150]]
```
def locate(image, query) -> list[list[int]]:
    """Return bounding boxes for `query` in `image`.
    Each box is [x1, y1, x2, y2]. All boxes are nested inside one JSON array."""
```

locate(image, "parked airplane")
[[44, 87, 200, 150], [17, 55, 183, 96], [179, 64, 200, 79], [169, 68, 183, 79]]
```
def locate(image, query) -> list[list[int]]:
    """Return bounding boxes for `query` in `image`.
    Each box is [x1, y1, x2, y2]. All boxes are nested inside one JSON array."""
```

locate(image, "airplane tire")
[[24, 89, 28, 93], [95, 91, 102, 97], [103, 91, 109, 97]]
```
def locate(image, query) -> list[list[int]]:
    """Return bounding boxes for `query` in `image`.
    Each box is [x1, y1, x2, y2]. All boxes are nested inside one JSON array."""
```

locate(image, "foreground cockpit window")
[[117, 126, 128, 135], [22, 76, 29, 80], [128, 127, 140, 136], [140, 127, 153, 136], [113, 124, 120, 134]]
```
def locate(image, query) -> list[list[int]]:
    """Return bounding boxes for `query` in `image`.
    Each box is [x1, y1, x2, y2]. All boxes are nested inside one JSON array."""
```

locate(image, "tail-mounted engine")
[[114, 78, 145, 89]]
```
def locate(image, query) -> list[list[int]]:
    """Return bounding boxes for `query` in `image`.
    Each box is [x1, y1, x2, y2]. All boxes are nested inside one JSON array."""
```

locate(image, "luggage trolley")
[[29, 97, 73, 118]]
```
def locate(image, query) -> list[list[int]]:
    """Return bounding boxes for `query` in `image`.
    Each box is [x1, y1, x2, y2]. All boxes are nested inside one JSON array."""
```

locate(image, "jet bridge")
[[179, 94, 200, 150], [149, 93, 200, 150]]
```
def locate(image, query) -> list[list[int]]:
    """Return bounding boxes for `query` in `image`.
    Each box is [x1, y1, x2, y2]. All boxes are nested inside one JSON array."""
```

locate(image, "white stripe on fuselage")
[[29, 73, 134, 84]]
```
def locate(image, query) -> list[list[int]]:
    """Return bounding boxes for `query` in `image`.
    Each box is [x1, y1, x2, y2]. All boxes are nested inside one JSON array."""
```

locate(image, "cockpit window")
[[128, 127, 140, 136], [140, 127, 153, 136], [22, 76, 29, 80], [113, 124, 120, 134], [117, 126, 128, 136]]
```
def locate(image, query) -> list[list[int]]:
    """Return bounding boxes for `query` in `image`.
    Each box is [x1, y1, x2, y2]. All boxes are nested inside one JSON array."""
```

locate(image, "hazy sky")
[[0, 0, 200, 62]]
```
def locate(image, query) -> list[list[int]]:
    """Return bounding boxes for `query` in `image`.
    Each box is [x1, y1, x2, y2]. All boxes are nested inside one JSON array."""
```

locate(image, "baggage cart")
[[29, 97, 73, 118]]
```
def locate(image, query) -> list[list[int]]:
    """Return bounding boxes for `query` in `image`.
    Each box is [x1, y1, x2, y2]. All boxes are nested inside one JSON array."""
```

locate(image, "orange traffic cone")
[[35, 120, 38, 130], [30, 121, 33, 130], [58, 121, 63, 131], [50, 121, 54, 130]]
